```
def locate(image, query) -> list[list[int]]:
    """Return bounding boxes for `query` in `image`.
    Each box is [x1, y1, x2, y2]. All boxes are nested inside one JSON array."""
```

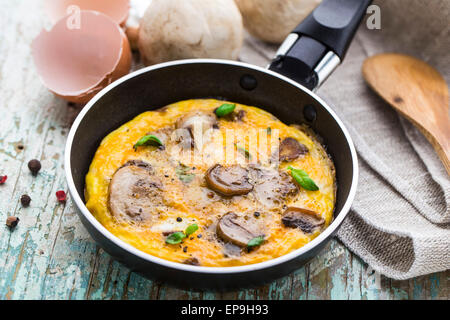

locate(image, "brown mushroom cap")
[[216, 213, 260, 247], [279, 137, 308, 162], [108, 160, 163, 224], [281, 207, 325, 233], [205, 164, 253, 196]]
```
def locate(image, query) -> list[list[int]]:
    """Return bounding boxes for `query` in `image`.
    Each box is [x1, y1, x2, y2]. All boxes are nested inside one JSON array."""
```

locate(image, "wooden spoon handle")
[[440, 146, 450, 175], [414, 121, 450, 175], [435, 131, 450, 175]]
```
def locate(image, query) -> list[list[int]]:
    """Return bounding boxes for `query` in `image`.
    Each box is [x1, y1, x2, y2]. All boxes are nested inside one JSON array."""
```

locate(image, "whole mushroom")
[[235, 0, 322, 44], [138, 0, 243, 65]]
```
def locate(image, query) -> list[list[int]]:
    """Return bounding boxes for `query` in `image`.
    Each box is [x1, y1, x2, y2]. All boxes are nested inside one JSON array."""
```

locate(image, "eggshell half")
[[45, 0, 130, 26], [32, 10, 132, 104]]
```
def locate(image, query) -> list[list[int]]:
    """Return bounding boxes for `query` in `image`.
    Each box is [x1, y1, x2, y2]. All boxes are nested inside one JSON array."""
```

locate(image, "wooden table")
[[0, 0, 448, 300]]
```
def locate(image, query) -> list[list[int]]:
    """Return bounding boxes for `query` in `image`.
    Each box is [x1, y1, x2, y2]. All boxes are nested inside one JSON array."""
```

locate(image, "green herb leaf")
[[175, 163, 195, 183], [165, 231, 186, 244], [247, 236, 265, 248], [215, 103, 236, 117], [267, 127, 272, 135], [134, 134, 162, 150], [185, 224, 199, 236], [288, 166, 319, 191], [235, 144, 252, 159]]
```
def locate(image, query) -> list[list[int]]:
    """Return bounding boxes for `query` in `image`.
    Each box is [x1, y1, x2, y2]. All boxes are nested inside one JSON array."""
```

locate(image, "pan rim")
[[64, 58, 359, 274]]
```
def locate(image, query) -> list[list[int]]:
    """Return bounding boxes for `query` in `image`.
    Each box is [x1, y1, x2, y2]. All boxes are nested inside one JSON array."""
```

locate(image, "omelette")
[[85, 99, 336, 267]]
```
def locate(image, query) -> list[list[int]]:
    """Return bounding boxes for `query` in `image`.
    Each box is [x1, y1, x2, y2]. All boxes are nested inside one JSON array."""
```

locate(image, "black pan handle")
[[269, 0, 372, 90]]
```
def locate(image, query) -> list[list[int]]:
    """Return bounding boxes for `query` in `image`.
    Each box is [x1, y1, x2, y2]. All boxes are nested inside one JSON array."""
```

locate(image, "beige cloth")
[[240, 0, 450, 279]]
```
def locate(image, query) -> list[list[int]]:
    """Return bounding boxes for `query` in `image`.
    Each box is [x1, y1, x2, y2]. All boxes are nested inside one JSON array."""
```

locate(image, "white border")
[[64, 59, 359, 274]]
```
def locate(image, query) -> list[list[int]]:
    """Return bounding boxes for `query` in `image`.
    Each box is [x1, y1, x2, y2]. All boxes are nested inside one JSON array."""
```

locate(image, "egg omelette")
[[85, 99, 336, 267]]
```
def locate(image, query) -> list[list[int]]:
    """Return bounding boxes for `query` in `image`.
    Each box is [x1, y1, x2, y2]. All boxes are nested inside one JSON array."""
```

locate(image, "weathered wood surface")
[[0, 0, 448, 300]]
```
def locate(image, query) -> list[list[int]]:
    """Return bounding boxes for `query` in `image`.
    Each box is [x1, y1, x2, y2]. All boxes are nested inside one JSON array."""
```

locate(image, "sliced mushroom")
[[223, 109, 246, 121], [249, 166, 298, 209], [216, 213, 260, 247], [175, 111, 218, 149], [281, 207, 325, 233], [108, 160, 163, 224], [173, 127, 194, 149], [176, 111, 217, 133], [279, 137, 308, 162], [120, 159, 153, 170], [223, 242, 242, 257], [183, 257, 200, 266], [205, 164, 253, 196], [236, 109, 246, 121]]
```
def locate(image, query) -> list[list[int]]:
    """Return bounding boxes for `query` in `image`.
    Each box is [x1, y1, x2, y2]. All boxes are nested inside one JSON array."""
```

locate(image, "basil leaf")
[[235, 144, 251, 159], [247, 236, 264, 248], [165, 231, 186, 244], [176, 163, 195, 183], [288, 166, 319, 191], [215, 103, 236, 117], [134, 134, 162, 150], [185, 223, 198, 236]]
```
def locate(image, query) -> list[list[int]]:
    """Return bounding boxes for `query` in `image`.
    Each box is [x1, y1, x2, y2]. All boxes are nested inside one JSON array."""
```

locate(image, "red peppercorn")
[[56, 190, 67, 202], [0, 175, 7, 184]]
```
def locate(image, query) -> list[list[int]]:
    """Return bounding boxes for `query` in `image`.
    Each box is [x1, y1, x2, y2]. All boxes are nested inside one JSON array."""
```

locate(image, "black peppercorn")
[[20, 194, 31, 207], [254, 211, 260, 218], [6, 216, 19, 229], [183, 246, 188, 253], [176, 217, 182, 222], [28, 159, 41, 175]]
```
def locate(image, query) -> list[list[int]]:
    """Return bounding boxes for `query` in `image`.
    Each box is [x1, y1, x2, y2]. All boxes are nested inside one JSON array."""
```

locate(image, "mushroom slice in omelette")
[[205, 164, 254, 196], [108, 160, 163, 225], [85, 99, 336, 267], [217, 212, 264, 247]]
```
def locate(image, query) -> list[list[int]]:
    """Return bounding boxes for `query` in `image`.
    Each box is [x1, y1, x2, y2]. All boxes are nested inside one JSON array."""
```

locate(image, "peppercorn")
[[176, 217, 182, 222], [6, 216, 19, 229], [20, 194, 31, 207], [28, 159, 41, 175], [254, 211, 261, 218], [183, 246, 188, 253]]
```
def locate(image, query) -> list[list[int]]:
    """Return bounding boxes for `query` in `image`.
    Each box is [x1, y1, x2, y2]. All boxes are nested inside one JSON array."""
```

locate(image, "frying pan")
[[65, 0, 371, 290]]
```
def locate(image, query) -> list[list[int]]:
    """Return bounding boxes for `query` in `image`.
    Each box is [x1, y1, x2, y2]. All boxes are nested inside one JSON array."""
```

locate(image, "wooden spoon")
[[363, 53, 450, 175]]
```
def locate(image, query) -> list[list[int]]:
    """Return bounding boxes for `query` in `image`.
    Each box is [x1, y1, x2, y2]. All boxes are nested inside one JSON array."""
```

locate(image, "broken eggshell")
[[32, 10, 132, 104], [45, 0, 130, 26]]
